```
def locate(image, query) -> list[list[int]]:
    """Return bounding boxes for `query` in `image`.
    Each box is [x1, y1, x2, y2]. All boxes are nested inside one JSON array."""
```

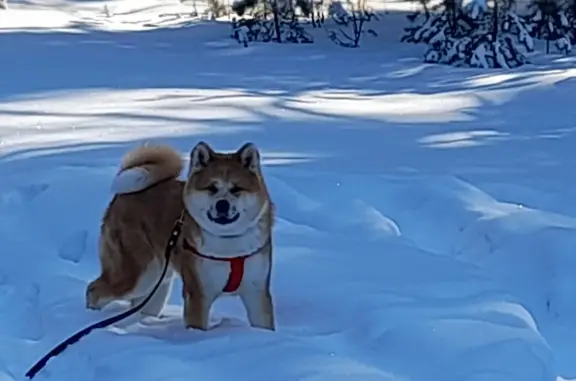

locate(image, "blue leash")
[[25, 213, 185, 379]]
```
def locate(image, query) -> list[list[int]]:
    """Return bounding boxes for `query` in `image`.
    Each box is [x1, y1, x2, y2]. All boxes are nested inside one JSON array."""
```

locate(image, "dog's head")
[[183, 141, 269, 237]]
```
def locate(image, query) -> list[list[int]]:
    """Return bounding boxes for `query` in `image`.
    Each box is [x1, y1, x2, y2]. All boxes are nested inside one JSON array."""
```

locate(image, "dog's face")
[[184, 141, 268, 237]]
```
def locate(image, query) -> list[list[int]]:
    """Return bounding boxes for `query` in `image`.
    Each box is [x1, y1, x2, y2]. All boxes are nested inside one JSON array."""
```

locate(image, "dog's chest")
[[197, 253, 269, 296], [192, 229, 270, 296]]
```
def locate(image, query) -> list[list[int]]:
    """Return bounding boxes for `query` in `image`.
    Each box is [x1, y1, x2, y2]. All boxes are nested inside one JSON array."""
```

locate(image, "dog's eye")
[[230, 186, 243, 195], [205, 184, 219, 194]]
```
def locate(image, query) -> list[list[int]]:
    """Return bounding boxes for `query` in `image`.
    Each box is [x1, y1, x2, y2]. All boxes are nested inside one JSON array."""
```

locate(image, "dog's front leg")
[[240, 285, 275, 331], [182, 289, 212, 330]]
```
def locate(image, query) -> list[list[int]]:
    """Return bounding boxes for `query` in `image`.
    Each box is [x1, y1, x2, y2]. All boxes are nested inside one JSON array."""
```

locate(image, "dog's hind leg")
[[129, 263, 175, 317], [85, 234, 146, 311]]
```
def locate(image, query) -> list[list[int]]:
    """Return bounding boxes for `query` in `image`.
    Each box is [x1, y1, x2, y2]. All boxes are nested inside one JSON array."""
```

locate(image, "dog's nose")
[[215, 199, 230, 215]]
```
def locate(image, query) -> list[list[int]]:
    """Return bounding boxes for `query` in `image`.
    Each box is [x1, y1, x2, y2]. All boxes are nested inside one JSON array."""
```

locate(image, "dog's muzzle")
[[208, 199, 240, 225]]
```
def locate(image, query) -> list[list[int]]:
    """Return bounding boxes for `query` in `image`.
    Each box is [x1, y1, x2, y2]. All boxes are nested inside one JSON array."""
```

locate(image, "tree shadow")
[[2, 7, 576, 380], [1, 4, 575, 235]]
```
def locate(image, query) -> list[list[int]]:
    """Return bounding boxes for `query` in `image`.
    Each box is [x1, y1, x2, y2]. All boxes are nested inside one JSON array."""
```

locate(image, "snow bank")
[[0, 152, 556, 381], [326, 172, 576, 343], [452, 190, 576, 322]]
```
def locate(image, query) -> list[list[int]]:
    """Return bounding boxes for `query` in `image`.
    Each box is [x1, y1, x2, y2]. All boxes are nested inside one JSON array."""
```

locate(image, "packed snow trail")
[[0, 147, 555, 381], [1, 1, 576, 379]]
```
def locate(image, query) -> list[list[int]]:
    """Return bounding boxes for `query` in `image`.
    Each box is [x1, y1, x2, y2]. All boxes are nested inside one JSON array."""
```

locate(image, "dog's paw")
[[85, 281, 112, 310]]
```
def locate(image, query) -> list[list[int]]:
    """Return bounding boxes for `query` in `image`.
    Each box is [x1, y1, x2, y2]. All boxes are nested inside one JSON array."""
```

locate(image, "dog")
[[85, 141, 276, 331]]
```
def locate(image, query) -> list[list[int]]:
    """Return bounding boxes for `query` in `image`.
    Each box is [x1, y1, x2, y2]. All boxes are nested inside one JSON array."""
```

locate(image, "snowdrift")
[[0, 150, 557, 381]]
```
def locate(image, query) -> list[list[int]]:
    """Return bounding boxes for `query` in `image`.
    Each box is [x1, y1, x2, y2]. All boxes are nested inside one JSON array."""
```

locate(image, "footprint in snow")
[[0, 183, 49, 206], [0, 279, 43, 340], [58, 230, 88, 263], [0, 361, 14, 381]]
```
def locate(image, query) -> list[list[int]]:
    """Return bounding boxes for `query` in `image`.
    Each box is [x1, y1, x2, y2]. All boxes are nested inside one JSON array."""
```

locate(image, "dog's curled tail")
[[110, 144, 183, 195]]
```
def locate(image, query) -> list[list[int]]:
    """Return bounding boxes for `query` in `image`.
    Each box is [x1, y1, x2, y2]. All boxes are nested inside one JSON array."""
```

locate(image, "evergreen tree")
[[564, 0, 576, 43], [402, 0, 535, 68], [326, 0, 378, 47], [526, 0, 572, 54], [231, 0, 314, 46]]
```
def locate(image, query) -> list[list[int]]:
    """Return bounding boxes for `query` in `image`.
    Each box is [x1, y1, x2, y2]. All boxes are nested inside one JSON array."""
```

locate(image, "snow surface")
[[1, 1, 576, 381]]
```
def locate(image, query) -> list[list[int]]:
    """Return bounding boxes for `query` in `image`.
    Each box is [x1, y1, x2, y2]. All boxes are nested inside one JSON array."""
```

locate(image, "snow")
[[1, 1, 576, 381]]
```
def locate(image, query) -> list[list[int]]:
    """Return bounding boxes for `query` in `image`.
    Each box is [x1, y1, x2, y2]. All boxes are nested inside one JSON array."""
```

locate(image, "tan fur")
[[86, 142, 275, 331]]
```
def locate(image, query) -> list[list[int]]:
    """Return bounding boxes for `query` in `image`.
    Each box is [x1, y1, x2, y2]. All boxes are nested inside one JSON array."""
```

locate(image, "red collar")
[[183, 238, 258, 293]]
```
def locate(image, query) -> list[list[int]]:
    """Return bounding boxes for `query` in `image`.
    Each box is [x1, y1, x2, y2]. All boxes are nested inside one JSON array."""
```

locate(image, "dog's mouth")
[[207, 212, 240, 225]]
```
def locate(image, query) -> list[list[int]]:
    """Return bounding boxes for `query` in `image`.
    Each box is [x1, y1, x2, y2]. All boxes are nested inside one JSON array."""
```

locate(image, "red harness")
[[183, 239, 254, 293]]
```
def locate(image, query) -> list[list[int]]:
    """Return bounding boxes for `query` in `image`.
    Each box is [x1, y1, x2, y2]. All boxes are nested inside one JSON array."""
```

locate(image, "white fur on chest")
[[195, 226, 265, 258], [193, 227, 270, 297]]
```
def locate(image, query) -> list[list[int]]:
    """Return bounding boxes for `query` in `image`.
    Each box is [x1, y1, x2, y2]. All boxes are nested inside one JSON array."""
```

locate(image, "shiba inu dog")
[[85, 141, 275, 331]]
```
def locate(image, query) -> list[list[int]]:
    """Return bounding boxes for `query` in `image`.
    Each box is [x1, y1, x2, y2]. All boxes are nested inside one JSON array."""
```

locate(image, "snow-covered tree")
[[326, 0, 378, 47], [401, 0, 478, 47], [461, 5, 534, 68], [402, 0, 536, 68], [206, 0, 228, 18], [526, 0, 572, 54], [295, 0, 325, 28], [562, 0, 576, 43], [230, 0, 314, 46]]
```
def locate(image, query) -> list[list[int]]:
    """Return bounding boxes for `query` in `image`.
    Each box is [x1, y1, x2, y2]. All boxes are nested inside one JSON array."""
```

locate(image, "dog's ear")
[[236, 142, 261, 173], [189, 141, 213, 176]]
